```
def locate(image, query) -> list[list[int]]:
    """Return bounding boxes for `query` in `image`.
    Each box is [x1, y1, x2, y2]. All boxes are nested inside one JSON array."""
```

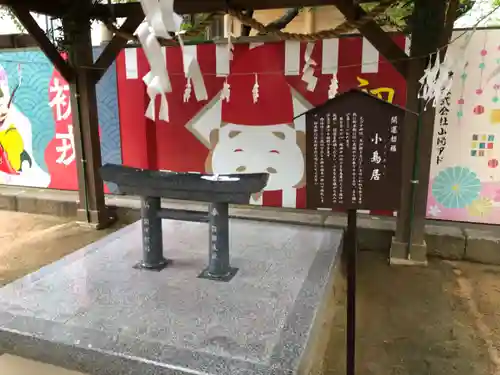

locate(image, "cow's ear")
[[205, 153, 213, 173], [272, 131, 286, 140], [228, 130, 242, 139], [296, 130, 305, 153], [208, 128, 219, 149]]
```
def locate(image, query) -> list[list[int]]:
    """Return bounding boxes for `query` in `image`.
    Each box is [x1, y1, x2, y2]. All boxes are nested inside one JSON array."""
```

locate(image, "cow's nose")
[[266, 167, 277, 174], [236, 166, 247, 172]]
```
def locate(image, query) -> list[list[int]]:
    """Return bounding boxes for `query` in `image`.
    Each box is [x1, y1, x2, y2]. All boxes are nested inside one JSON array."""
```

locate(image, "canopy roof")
[[0, 0, 375, 18]]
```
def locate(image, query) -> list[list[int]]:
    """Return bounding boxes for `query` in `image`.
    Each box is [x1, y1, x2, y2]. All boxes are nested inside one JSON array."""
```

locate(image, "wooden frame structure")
[[0, 0, 457, 263]]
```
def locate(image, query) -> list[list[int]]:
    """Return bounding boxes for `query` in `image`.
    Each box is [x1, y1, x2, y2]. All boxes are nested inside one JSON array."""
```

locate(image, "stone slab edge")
[[297, 242, 346, 375], [0, 221, 344, 375], [464, 227, 500, 265]]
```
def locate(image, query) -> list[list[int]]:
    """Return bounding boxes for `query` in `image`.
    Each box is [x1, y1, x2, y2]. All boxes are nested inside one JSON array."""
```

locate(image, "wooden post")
[[345, 209, 358, 375], [63, 11, 113, 228], [12, 0, 143, 228], [391, 0, 450, 264]]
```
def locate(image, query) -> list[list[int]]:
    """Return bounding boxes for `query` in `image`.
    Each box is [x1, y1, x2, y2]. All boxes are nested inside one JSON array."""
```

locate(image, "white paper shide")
[[137, 0, 208, 121], [221, 79, 231, 102], [328, 74, 338, 99], [252, 73, 259, 103], [419, 35, 470, 109], [136, 23, 171, 121], [302, 42, 318, 92]]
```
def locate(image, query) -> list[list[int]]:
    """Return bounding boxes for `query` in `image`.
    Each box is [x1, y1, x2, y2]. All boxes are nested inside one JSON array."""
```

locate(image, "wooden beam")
[[9, 5, 74, 81], [93, 13, 145, 82], [0, 0, 69, 17], [0, 0, 378, 18], [0, 34, 37, 49], [1, 0, 374, 18], [392, 0, 448, 262], [334, 0, 409, 78], [95, 0, 374, 18]]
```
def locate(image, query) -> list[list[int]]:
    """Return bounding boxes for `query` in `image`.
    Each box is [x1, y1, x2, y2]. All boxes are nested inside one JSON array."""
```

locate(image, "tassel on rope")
[[221, 78, 231, 102], [302, 42, 318, 92], [225, 14, 235, 61], [328, 75, 338, 99], [178, 36, 208, 102], [252, 73, 259, 103], [183, 78, 192, 102]]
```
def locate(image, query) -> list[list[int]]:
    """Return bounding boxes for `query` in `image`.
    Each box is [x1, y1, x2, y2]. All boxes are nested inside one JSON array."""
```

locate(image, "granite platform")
[[0, 219, 345, 375]]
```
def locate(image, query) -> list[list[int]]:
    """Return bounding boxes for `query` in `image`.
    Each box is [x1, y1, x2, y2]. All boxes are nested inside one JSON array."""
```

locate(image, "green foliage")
[[0, 6, 24, 32], [361, 0, 476, 32], [361, 1, 413, 29], [0, 0, 195, 38]]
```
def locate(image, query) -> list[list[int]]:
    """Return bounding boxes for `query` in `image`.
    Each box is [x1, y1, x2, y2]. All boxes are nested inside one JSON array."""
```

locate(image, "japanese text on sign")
[[320, 115, 325, 204], [331, 114, 338, 204], [436, 91, 451, 165], [339, 114, 344, 204], [210, 207, 219, 260], [389, 116, 399, 153], [305, 91, 408, 211]]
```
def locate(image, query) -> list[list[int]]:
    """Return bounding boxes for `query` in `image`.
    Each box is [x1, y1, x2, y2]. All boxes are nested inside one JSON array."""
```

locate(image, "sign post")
[[303, 89, 415, 375], [345, 208, 357, 375]]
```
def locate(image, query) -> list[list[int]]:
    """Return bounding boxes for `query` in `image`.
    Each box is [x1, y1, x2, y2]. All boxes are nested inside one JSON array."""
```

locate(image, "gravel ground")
[[326, 250, 500, 375], [0, 210, 122, 286]]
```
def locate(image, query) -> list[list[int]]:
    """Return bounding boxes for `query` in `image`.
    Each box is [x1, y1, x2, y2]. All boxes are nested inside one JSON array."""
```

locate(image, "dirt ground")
[[2, 211, 500, 375], [0, 211, 121, 286], [326, 250, 500, 375]]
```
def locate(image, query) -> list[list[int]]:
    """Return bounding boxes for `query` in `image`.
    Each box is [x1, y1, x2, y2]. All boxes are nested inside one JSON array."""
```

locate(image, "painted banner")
[[117, 35, 408, 211], [428, 29, 500, 224], [0, 48, 121, 191]]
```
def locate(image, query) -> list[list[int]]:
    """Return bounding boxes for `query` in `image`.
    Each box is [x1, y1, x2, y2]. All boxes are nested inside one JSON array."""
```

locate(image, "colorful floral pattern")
[[432, 166, 482, 208], [467, 197, 493, 217], [428, 30, 500, 224], [495, 189, 500, 202], [428, 205, 441, 217]]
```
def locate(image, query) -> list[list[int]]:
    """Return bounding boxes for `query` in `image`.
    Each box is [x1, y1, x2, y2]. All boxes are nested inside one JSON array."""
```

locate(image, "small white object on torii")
[[201, 174, 240, 182], [302, 42, 318, 92]]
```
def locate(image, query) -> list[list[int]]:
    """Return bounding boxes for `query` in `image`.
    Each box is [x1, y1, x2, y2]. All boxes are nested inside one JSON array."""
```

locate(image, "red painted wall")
[[116, 35, 407, 211]]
